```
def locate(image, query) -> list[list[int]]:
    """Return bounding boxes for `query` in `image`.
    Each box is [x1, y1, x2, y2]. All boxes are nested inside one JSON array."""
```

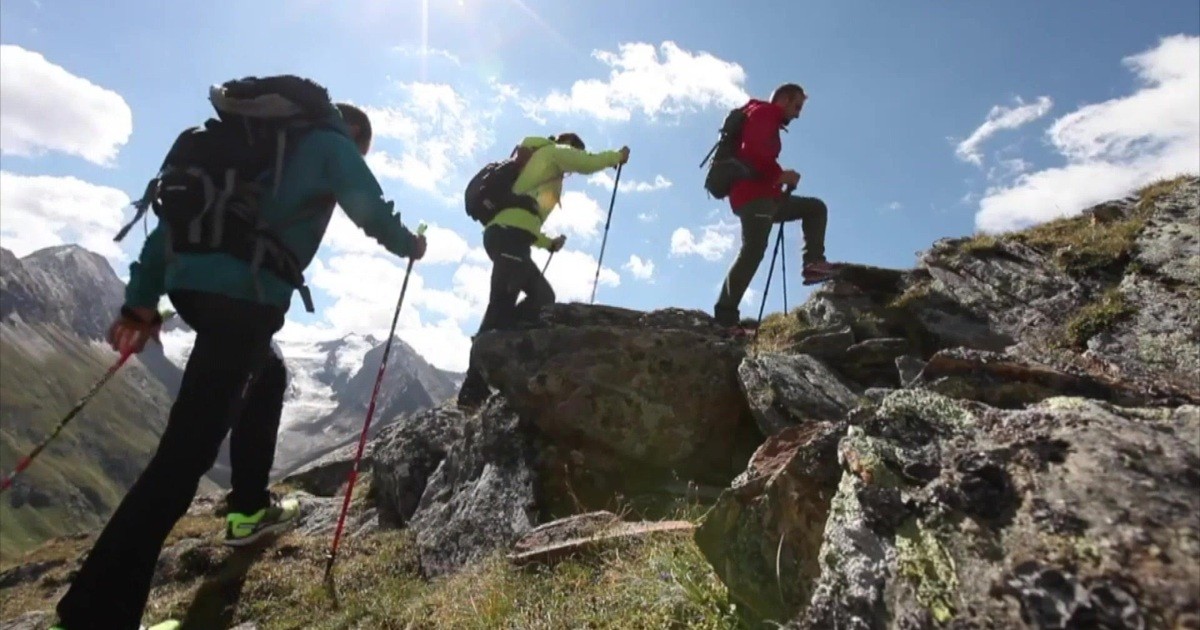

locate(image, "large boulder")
[[471, 303, 761, 511]]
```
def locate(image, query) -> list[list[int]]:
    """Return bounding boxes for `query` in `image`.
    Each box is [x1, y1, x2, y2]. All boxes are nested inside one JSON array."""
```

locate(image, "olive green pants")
[[714, 194, 828, 326]]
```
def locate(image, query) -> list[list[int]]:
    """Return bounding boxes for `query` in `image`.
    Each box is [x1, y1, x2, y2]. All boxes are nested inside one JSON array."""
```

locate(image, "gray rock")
[[370, 404, 466, 527], [894, 355, 926, 387], [408, 397, 538, 578], [793, 326, 855, 358], [738, 353, 860, 435], [0, 611, 52, 630]]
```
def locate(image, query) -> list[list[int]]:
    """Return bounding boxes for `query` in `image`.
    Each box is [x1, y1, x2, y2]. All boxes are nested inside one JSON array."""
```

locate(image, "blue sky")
[[2, 0, 1197, 372]]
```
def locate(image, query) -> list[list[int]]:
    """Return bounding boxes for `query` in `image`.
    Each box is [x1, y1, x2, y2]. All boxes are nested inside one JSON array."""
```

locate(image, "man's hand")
[[617, 146, 630, 165], [107, 306, 163, 356], [777, 169, 801, 188], [410, 233, 427, 261], [549, 235, 567, 252]]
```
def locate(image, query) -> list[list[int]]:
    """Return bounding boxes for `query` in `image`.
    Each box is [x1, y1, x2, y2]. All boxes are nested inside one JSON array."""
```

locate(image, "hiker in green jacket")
[[456, 133, 629, 409], [52, 98, 426, 630]]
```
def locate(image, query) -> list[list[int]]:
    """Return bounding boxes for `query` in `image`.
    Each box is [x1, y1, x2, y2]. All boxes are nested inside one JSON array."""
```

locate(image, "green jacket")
[[487, 136, 623, 248], [124, 108, 417, 313]]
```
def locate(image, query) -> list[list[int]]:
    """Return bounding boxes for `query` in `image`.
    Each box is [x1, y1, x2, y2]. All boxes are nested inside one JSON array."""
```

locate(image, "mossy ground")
[[0, 501, 742, 629]]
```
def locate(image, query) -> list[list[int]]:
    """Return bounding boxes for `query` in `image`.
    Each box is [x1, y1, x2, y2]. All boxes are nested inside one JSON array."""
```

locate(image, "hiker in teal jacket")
[[456, 132, 628, 410], [53, 102, 426, 630]]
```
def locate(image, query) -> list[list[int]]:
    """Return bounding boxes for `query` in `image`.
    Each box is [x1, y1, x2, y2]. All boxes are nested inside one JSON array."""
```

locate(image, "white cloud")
[[0, 44, 132, 166], [0, 171, 131, 262], [541, 190, 605, 242], [361, 82, 496, 200], [524, 41, 749, 122], [955, 96, 1053, 166], [886, 201, 903, 211], [532, 248, 620, 303], [623, 254, 655, 281], [670, 220, 737, 261], [975, 34, 1200, 233], [637, 212, 658, 223], [587, 172, 673, 193]]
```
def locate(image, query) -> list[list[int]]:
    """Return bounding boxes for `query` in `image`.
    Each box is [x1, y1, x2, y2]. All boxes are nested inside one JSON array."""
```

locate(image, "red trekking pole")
[[323, 223, 427, 590], [1, 347, 134, 493]]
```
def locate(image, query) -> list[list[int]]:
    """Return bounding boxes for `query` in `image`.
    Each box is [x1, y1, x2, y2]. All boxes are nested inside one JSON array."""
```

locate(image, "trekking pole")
[[323, 222, 427, 593], [542, 251, 554, 274], [1, 347, 134, 493], [752, 184, 796, 339], [781, 228, 788, 312], [590, 162, 623, 304]]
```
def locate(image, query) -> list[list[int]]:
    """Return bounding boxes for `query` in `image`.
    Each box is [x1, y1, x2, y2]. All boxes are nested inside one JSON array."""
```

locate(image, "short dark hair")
[[336, 102, 372, 144], [552, 132, 586, 151], [770, 83, 806, 103]]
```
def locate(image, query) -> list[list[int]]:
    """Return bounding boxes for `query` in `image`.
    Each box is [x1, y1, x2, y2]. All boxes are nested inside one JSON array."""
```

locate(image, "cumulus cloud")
[[0, 171, 131, 262], [670, 220, 738, 261], [523, 41, 749, 122], [623, 254, 655, 281], [531, 248, 620, 303], [974, 34, 1200, 232], [955, 96, 1054, 166], [541, 190, 606, 242], [587, 172, 673, 193], [0, 44, 132, 166], [361, 81, 497, 201]]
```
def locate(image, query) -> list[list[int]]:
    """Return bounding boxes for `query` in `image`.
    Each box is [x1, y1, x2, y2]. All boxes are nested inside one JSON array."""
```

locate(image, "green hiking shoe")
[[224, 496, 300, 547]]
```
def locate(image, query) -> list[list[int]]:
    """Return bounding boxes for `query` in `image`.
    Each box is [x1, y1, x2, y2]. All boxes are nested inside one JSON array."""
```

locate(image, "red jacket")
[[728, 99, 785, 211]]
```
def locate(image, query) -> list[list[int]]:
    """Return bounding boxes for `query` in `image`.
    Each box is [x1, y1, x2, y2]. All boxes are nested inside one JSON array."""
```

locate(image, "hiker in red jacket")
[[713, 83, 838, 328]]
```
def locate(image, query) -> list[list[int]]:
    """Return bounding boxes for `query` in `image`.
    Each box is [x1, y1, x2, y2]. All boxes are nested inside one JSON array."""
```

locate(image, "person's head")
[[551, 132, 586, 151], [336, 102, 373, 155], [770, 83, 807, 122]]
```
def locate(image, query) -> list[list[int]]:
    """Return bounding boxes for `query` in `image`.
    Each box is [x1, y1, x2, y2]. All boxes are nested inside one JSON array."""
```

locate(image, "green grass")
[[0, 325, 174, 560], [2, 504, 743, 630], [1061, 288, 1135, 350], [749, 310, 813, 354], [957, 174, 1197, 278]]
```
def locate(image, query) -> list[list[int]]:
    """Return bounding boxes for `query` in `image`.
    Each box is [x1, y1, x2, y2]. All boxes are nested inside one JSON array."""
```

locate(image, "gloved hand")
[[107, 306, 164, 356], [548, 235, 567, 252]]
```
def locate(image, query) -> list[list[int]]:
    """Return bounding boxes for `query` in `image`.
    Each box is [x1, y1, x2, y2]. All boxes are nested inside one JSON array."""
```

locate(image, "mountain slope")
[[0, 246, 199, 559]]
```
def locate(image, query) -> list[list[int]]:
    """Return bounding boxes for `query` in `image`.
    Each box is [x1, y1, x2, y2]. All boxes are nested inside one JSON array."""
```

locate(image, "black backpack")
[[463, 145, 541, 225], [700, 105, 758, 200], [114, 75, 344, 313]]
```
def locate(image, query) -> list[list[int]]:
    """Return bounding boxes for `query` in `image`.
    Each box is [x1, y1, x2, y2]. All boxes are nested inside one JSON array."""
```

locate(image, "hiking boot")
[[456, 373, 490, 411], [802, 260, 841, 286], [224, 496, 300, 547]]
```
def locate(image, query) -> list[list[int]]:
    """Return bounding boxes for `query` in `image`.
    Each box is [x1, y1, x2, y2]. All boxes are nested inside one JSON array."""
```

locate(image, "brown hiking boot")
[[802, 260, 841, 285]]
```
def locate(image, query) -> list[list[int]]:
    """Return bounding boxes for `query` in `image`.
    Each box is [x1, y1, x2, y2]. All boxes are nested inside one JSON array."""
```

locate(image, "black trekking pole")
[[324, 222, 427, 600], [0, 347, 134, 493], [752, 184, 795, 339], [542, 251, 554, 274], [780, 228, 788, 312], [590, 162, 623, 304]]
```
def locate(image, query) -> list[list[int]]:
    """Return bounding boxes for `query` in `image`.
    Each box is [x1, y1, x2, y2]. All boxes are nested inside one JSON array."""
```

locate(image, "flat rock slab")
[[508, 511, 696, 567]]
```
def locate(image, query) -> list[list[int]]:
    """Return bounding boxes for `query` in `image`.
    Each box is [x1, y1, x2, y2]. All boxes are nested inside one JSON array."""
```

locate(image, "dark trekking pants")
[[56, 290, 287, 630], [714, 194, 827, 326], [459, 225, 555, 398]]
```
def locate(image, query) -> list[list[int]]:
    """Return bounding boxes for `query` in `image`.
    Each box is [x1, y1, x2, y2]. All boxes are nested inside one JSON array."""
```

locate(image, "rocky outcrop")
[[405, 398, 539, 578], [795, 391, 1199, 629]]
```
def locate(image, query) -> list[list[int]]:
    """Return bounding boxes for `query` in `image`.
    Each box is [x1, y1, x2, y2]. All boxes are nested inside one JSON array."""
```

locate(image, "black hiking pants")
[[459, 225, 555, 399], [56, 290, 287, 630], [714, 194, 828, 326]]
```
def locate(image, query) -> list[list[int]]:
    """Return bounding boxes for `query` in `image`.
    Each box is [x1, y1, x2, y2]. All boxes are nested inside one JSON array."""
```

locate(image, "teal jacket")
[[124, 109, 417, 313]]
